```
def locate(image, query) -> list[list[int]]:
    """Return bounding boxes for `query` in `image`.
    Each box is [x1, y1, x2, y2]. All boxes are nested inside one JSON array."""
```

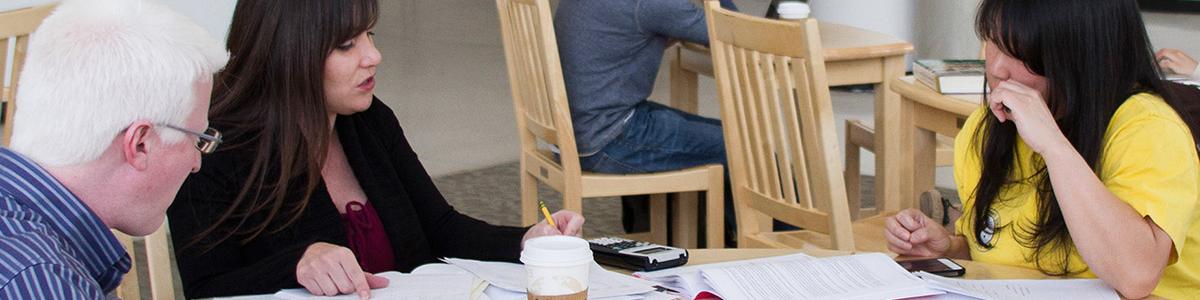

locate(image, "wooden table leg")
[[874, 56, 907, 212], [911, 119, 938, 213]]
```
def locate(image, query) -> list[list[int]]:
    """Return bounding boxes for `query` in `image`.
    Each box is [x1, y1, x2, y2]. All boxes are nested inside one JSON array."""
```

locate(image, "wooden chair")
[[843, 123, 954, 220], [0, 3, 56, 146], [496, 0, 725, 248], [705, 2, 890, 251], [113, 223, 181, 300], [846, 42, 989, 220]]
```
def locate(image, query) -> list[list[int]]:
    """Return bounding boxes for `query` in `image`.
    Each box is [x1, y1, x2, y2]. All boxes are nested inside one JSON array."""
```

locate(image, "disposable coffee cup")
[[777, 1, 811, 20], [521, 236, 593, 300]]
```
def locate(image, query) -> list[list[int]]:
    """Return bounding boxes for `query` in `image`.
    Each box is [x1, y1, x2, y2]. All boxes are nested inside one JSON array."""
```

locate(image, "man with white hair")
[[0, 0, 227, 297]]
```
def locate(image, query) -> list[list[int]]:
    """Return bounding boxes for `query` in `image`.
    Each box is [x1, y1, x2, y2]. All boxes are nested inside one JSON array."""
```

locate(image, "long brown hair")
[[185, 0, 378, 250], [968, 0, 1200, 275]]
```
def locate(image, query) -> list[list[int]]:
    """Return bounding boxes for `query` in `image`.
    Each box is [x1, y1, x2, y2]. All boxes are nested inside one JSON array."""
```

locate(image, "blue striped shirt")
[[0, 148, 131, 299]]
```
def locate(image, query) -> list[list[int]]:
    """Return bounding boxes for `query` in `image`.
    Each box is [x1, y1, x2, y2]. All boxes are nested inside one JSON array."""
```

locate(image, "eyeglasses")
[[158, 124, 223, 154]]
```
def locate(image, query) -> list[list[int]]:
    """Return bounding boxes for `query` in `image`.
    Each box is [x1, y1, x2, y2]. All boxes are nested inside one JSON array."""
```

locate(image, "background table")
[[889, 76, 980, 209]]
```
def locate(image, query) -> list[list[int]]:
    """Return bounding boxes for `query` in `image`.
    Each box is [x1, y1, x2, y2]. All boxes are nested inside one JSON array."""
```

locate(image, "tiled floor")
[[374, 0, 954, 187]]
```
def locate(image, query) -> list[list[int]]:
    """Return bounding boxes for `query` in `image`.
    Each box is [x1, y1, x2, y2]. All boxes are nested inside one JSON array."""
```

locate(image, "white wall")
[[155, 0, 238, 42], [1, 0, 236, 42], [914, 0, 983, 60], [1145, 12, 1200, 57], [913, 1, 1200, 61], [0, 0, 55, 11], [811, 0, 917, 60]]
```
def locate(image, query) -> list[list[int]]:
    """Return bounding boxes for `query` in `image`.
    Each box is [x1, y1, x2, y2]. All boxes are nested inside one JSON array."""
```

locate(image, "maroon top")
[[341, 201, 395, 273]]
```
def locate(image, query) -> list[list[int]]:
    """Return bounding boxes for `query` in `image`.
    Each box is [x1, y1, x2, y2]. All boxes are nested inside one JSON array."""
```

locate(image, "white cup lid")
[[777, 2, 811, 17], [520, 236, 593, 266]]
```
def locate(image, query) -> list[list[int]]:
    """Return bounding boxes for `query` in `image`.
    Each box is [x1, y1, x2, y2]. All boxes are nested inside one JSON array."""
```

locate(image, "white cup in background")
[[521, 236, 593, 300], [777, 1, 811, 20]]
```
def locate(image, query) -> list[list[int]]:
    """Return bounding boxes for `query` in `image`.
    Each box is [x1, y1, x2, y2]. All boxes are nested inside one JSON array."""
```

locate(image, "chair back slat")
[[497, 0, 579, 166], [706, 2, 855, 250], [113, 223, 179, 300], [0, 4, 56, 146]]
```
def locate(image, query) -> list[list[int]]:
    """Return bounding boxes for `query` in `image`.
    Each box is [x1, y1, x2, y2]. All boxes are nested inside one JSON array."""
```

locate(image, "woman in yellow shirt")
[[884, 0, 1200, 298]]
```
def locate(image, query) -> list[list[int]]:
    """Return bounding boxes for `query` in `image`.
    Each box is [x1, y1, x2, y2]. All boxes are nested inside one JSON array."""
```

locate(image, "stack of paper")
[[915, 272, 1119, 300], [1167, 74, 1200, 88], [637, 253, 944, 300]]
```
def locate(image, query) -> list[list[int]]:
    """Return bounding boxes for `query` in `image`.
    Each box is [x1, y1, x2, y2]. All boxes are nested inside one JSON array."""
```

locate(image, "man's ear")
[[122, 121, 156, 171]]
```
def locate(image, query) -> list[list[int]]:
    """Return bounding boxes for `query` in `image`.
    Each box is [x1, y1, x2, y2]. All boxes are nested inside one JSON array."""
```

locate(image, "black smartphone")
[[897, 258, 966, 277]]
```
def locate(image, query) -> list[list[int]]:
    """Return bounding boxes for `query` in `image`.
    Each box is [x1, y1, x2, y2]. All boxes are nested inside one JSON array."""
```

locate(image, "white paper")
[[635, 252, 821, 299], [215, 260, 654, 300], [633, 253, 940, 300], [1167, 74, 1200, 87], [916, 272, 1119, 300], [700, 253, 942, 300], [271, 271, 478, 300], [444, 258, 657, 299]]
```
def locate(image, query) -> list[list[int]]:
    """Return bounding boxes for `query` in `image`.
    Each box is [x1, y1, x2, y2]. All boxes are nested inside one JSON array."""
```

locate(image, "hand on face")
[[522, 210, 585, 246], [1156, 48, 1199, 77], [884, 209, 952, 258], [988, 80, 1071, 155], [296, 242, 389, 299]]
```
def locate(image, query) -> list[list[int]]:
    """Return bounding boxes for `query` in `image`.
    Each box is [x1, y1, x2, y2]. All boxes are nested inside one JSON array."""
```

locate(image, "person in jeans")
[[554, 0, 738, 246]]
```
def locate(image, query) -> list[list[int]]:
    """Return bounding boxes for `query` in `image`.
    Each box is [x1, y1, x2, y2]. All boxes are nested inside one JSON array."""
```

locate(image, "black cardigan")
[[167, 98, 527, 298]]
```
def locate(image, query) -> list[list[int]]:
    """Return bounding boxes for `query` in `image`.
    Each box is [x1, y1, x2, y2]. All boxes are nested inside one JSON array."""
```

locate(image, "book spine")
[[913, 63, 941, 92]]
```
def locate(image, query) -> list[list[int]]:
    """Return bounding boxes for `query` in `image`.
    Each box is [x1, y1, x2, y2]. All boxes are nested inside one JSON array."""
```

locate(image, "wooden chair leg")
[[845, 138, 862, 221], [669, 192, 698, 248], [520, 168, 539, 227], [648, 194, 669, 245], [844, 120, 876, 220], [705, 165, 725, 248]]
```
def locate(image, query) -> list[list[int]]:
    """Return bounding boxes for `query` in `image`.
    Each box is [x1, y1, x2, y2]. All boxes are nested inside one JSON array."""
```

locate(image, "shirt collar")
[[0, 148, 132, 292]]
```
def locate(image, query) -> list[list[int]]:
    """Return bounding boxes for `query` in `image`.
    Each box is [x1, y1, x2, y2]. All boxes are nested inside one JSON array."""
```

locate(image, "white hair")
[[10, 0, 229, 166]]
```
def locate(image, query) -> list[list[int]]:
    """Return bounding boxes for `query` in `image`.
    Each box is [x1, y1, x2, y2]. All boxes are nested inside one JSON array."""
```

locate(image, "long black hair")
[[184, 0, 378, 251], [969, 0, 1200, 275]]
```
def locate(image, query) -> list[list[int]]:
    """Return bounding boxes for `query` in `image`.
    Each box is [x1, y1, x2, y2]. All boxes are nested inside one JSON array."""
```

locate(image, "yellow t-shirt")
[[954, 93, 1200, 299]]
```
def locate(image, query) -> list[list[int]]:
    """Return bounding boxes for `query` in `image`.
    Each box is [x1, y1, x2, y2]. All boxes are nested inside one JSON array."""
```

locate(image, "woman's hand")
[[522, 210, 585, 246], [296, 242, 389, 299], [1156, 48, 1198, 77], [885, 209, 952, 257], [988, 80, 1072, 155]]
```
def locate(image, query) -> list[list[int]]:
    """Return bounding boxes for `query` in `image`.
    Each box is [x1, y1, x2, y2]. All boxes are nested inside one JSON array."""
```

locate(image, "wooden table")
[[669, 21, 916, 212], [888, 76, 981, 208]]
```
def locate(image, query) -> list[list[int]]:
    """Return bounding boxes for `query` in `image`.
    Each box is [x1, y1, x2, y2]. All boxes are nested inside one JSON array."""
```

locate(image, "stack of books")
[[913, 59, 987, 94]]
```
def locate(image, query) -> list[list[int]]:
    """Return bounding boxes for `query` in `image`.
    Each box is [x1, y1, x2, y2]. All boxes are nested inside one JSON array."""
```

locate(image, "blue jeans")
[[580, 101, 726, 173], [579, 101, 737, 246]]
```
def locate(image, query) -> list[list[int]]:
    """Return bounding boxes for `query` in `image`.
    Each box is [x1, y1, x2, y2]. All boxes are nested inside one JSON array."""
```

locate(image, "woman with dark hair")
[[167, 0, 584, 298], [884, 0, 1200, 298]]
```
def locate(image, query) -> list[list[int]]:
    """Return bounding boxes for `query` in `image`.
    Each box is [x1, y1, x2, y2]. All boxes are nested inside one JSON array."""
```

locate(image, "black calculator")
[[588, 236, 688, 271]]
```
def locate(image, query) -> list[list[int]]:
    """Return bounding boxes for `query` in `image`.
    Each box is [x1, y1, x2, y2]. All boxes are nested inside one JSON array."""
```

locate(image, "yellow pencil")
[[538, 200, 557, 228]]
